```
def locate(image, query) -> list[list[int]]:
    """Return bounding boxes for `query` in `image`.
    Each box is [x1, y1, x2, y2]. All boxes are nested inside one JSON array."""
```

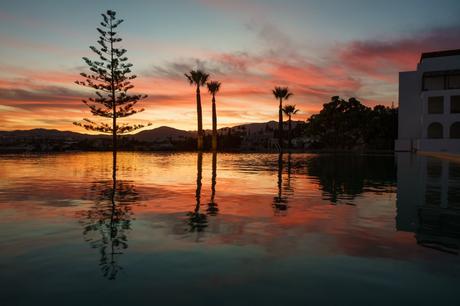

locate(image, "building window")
[[423, 71, 460, 91], [427, 122, 443, 139], [450, 122, 460, 138], [451, 96, 460, 113], [428, 96, 444, 114], [423, 76, 444, 91], [448, 74, 460, 89]]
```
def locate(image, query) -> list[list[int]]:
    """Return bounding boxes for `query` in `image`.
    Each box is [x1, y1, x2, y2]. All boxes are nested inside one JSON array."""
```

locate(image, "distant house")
[[396, 49, 460, 153]]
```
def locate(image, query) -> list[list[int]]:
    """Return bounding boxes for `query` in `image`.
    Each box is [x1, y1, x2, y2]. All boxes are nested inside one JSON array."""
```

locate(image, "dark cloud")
[[0, 86, 82, 102], [11, 103, 85, 110], [146, 55, 251, 80], [340, 24, 460, 79]]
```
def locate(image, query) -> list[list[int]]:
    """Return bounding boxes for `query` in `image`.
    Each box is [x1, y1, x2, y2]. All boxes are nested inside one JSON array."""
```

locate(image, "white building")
[[396, 49, 460, 153]]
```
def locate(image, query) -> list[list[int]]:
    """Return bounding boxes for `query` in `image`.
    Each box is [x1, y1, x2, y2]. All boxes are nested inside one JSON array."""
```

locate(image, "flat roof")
[[420, 49, 460, 62]]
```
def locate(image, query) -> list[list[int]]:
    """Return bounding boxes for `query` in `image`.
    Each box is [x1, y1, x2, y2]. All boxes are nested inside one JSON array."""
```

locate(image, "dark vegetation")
[[0, 97, 397, 152], [305, 96, 397, 151]]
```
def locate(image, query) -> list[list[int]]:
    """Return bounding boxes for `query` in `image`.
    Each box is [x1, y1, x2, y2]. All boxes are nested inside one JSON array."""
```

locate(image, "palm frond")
[[207, 81, 221, 94], [282, 104, 300, 116], [185, 69, 210, 87], [272, 86, 293, 99]]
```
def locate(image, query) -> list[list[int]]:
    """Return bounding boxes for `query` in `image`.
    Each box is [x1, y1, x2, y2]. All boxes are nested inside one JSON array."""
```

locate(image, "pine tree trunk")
[[113, 118, 117, 181], [212, 94, 217, 151], [196, 85, 203, 151], [110, 17, 117, 181], [278, 98, 283, 151]]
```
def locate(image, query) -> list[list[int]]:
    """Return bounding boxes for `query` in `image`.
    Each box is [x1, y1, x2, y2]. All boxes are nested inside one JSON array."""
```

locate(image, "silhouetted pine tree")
[[75, 10, 148, 176]]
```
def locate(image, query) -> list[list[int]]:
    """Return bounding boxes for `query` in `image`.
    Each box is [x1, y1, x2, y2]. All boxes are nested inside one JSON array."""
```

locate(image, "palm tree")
[[282, 104, 299, 150], [207, 81, 221, 151], [272, 87, 293, 151], [185, 70, 210, 150]]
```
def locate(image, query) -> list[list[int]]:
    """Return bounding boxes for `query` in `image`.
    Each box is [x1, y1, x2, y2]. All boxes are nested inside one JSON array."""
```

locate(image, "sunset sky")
[[1, 0, 460, 132]]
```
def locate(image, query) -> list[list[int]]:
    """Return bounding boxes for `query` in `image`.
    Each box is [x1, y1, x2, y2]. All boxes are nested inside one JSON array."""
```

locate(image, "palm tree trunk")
[[212, 94, 217, 151], [196, 85, 203, 151], [288, 115, 292, 150], [278, 98, 283, 151]]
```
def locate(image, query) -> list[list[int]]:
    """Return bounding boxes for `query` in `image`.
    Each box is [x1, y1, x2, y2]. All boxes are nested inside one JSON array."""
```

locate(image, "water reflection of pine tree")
[[187, 152, 208, 232], [78, 172, 139, 280]]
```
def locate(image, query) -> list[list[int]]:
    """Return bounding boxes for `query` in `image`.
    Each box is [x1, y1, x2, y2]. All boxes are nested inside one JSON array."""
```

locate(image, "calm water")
[[0, 152, 459, 306]]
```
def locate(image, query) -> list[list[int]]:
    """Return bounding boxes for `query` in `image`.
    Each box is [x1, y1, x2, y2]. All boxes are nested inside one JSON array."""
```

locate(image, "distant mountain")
[[0, 120, 304, 142], [225, 121, 278, 134], [0, 128, 100, 139], [132, 126, 192, 141]]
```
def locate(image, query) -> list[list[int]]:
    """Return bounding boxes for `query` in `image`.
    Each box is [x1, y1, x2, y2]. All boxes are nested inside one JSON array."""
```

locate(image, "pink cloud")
[[339, 25, 460, 81], [3, 23, 460, 131]]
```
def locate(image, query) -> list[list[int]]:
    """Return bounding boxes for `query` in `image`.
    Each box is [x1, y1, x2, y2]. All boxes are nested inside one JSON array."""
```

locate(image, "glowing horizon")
[[1, 0, 460, 132]]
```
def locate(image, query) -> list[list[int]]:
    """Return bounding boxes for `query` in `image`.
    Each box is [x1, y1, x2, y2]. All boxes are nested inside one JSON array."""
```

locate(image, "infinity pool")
[[0, 152, 459, 306]]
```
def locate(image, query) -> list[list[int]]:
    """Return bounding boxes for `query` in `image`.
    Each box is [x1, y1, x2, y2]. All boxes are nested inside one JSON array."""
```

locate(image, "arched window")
[[427, 122, 443, 139], [450, 122, 460, 138]]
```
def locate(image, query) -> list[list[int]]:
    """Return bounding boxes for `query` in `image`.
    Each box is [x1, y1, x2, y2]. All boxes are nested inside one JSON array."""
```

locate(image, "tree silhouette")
[[185, 70, 210, 151], [282, 104, 299, 150], [78, 169, 139, 280], [207, 81, 221, 151], [75, 10, 148, 178], [305, 96, 397, 150], [272, 87, 293, 151]]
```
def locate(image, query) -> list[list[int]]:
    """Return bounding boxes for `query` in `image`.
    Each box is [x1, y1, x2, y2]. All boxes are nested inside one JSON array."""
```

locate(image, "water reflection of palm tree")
[[207, 151, 219, 216], [285, 153, 293, 194], [78, 164, 138, 280], [273, 153, 288, 214], [187, 152, 208, 231]]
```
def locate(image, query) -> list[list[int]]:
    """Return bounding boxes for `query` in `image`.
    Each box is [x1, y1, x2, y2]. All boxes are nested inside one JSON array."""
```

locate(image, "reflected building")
[[396, 153, 460, 253]]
